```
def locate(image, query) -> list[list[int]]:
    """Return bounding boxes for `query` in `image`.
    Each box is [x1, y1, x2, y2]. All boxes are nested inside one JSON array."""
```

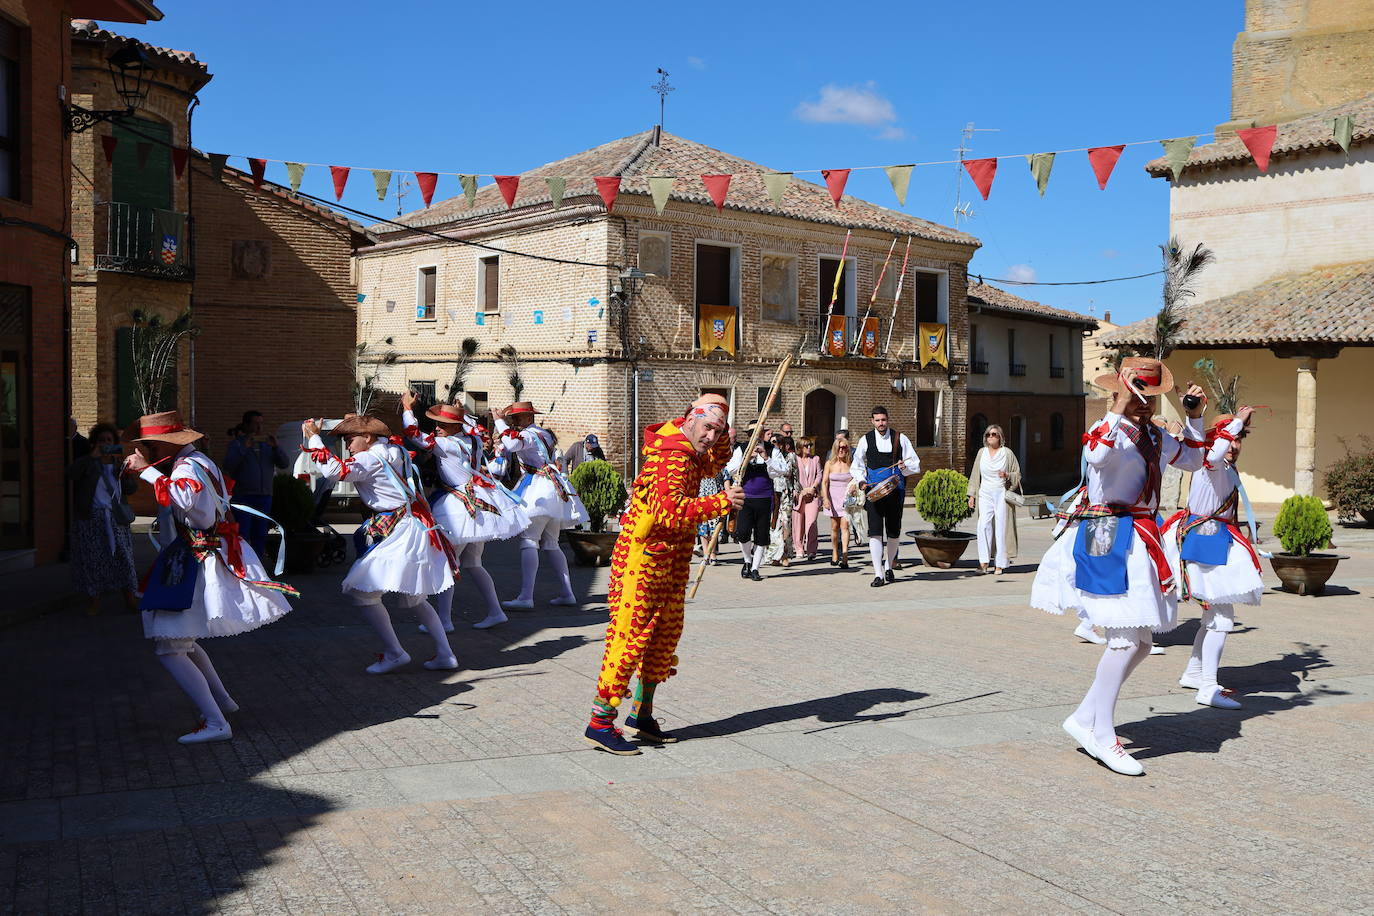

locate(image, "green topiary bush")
[[270, 473, 317, 534], [1272, 495, 1332, 556], [1325, 436, 1374, 524], [914, 468, 974, 536], [568, 459, 627, 533]]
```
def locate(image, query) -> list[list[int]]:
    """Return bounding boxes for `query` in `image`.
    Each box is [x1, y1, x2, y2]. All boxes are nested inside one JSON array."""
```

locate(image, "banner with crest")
[[698, 304, 737, 356]]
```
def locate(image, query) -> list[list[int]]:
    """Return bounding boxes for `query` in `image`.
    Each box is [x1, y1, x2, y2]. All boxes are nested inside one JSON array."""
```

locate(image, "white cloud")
[[796, 82, 898, 128], [687, 56, 706, 70], [877, 125, 907, 141], [1102, 248, 1120, 259], [1006, 264, 1038, 283]]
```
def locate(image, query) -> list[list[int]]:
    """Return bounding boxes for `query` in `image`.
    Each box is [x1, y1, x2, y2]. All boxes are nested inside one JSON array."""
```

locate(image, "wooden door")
[[804, 388, 837, 459]]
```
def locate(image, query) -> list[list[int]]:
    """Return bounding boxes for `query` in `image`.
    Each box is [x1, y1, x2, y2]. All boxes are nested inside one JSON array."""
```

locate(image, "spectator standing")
[[561, 433, 606, 474], [822, 436, 854, 568], [223, 410, 288, 559], [764, 436, 798, 567], [792, 437, 822, 560], [67, 423, 139, 615], [967, 424, 1021, 575]]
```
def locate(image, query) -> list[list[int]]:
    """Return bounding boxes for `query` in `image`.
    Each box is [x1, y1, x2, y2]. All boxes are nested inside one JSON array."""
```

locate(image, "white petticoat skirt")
[[514, 473, 588, 526], [142, 540, 292, 640], [1163, 532, 1265, 607], [1030, 524, 1179, 632], [431, 485, 531, 546], [343, 515, 454, 598]]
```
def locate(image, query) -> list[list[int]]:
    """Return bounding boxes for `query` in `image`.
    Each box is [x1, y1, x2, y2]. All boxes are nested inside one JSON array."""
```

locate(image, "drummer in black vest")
[[851, 406, 921, 587]]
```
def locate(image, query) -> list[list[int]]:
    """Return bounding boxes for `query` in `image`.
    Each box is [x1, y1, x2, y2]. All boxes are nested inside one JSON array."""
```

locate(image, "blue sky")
[[120, 1, 1241, 325]]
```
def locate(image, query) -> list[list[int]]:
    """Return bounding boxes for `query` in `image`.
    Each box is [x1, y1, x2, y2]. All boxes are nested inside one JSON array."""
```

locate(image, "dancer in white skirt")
[[1031, 358, 1208, 775], [1162, 407, 1260, 710], [302, 414, 458, 674], [494, 401, 588, 609], [400, 392, 529, 631], [125, 411, 296, 744]]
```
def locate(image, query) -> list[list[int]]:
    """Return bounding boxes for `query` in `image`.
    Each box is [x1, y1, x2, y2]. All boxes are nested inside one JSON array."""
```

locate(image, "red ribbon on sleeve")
[[1082, 422, 1114, 451]]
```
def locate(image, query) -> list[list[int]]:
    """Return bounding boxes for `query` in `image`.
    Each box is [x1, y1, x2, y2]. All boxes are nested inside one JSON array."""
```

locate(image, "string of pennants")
[[97, 115, 1359, 211]]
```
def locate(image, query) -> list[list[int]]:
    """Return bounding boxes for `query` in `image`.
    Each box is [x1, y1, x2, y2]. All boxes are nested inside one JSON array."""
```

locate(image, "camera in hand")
[[1182, 394, 1201, 410], [101, 444, 124, 456]]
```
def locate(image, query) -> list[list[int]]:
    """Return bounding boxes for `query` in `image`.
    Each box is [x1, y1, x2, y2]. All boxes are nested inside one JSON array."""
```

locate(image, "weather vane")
[[652, 68, 675, 132]]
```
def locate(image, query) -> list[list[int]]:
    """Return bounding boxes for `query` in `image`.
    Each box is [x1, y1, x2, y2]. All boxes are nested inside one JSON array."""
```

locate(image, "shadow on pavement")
[[674, 687, 929, 740]]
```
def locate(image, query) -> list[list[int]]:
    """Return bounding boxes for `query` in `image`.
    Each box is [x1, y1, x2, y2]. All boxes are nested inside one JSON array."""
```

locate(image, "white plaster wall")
[[968, 312, 1085, 395]]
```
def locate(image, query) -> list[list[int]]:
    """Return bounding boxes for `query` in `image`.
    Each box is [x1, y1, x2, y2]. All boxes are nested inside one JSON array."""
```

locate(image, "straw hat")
[[331, 413, 393, 438], [425, 402, 469, 425], [1093, 356, 1175, 396], [504, 401, 542, 416], [132, 410, 203, 446]]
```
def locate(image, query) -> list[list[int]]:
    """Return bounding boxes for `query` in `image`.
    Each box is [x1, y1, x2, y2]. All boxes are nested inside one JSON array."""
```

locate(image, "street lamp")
[[66, 43, 152, 134]]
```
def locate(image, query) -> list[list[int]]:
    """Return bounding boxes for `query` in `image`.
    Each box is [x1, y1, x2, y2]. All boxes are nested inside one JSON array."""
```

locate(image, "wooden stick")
[[883, 236, 913, 358], [688, 355, 793, 599]]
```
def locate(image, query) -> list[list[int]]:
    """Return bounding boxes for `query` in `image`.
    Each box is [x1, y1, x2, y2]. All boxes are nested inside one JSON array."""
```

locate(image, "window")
[[1051, 413, 1065, 450], [479, 255, 499, 312], [818, 256, 857, 343], [416, 266, 437, 320], [468, 390, 489, 416], [913, 272, 941, 324], [916, 390, 940, 447], [111, 119, 172, 210], [1008, 328, 1025, 376], [756, 386, 782, 414], [970, 324, 987, 374], [761, 253, 798, 322], [410, 380, 436, 401], [639, 231, 671, 277], [1049, 332, 1065, 377], [696, 243, 738, 307], [0, 17, 20, 200]]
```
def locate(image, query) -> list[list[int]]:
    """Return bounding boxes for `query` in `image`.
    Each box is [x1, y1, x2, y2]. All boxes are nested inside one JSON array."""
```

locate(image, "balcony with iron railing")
[[1049, 365, 1065, 379], [1008, 362, 1026, 377], [95, 201, 192, 281], [971, 360, 988, 375]]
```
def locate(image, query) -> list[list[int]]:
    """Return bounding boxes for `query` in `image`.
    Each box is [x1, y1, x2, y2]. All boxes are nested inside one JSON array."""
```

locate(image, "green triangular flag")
[[1026, 152, 1055, 197], [285, 162, 306, 194], [1332, 115, 1355, 154], [648, 176, 675, 214], [884, 164, 913, 206], [1161, 137, 1196, 182], [545, 176, 566, 209], [460, 175, 478, 208], [371, 169, 391, 201], [763, 172, 792, 207], [208, 153, 228, 182]]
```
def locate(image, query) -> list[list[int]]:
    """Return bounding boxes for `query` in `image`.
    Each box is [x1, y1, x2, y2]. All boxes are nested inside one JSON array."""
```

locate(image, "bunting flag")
[[963, 158, 997, 200], [136, 142, 152, 170], [919, 323, 948, 368], [330, 165, 350, 200], [371, 169, 391, 201], [248, 157, 267, 188], [1332, 115, 1355, 153], [701, 173, 731, 211], [1236, 125, 1277, 172], [171, 147, 188, 179], [821, 168, 849, 207], [860, 317, 880, 358], [416, 171, 438, 206], [763, 172, 791, 207], [208, 153, 228, 182], [285, 162, 306, 193], [594, 176, 621, 211], [824, 315, 848, 357], [1087, 145, 1124, 190], [460, 174, 477, 207], [100, 135, 118, 165], [546, 176, 566, 209], [697, 304, 737, 356], [885, 164, 913, 206], [648, 175, 674, 214], [1026, 152, 1055, 196], [494, 175, 520, 208], [1161, 137, 1197, 181]]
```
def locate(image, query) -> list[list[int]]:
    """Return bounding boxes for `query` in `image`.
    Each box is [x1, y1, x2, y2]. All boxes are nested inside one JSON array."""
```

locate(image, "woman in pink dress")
[[822, 436, 854, 569], [792, 437, 823, 560]]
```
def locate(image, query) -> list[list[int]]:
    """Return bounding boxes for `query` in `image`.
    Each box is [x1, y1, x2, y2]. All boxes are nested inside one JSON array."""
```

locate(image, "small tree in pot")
[[264, 474, 329, 574], [912, 468, 975, 568], [565, 460, 627, 566], [1270, 494, 1345, 596]]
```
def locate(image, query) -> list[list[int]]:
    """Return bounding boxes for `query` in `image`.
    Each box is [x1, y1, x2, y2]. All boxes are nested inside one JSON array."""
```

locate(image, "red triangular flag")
[[330, 166, 350, 201], [821, 168, 850, 207], [171, 147, 188, 179], [415, 172, 438, 207], [962, 158, 997, 200], [1236, 125, 1277, 173], [100, 135, 118, 165], [248, 158, 267, 188], [494, 175, 520, 208], [1087, 145, 1124, 190], [701, 174, 731, 211], [594, 176, 621, 211]]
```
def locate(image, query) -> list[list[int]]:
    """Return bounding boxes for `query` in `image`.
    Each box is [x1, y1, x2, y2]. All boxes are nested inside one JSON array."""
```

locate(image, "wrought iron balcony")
[[95, 201, 192, 281], [971, 360, 989, 375], [1049, 366, 1065, 379], [1009, 363, 1027, 377]]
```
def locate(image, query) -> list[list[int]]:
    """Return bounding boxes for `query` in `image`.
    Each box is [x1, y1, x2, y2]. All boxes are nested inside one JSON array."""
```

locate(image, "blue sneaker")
[[625, 714, 678, 744], [583, 725, 642, 756]]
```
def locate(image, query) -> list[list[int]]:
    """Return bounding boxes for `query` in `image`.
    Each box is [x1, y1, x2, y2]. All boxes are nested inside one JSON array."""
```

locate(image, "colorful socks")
[[630, 680, 656, 721], [588, 698, 618, 731]]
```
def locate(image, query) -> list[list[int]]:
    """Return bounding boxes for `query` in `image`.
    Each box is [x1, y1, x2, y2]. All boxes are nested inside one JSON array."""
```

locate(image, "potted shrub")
[[263, 473, 329, 574], [911, 468, 975, 568], [565, 459, 627, 567], [1269, 494, 1346, 596], [1325, 437, 1374, 526]]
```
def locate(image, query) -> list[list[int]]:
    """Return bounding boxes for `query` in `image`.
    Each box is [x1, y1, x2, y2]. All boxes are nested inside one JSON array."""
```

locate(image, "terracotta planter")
[[565, 530, 619, 567], [912, 531, 975, 569], [1269, 552, 1347, 596]]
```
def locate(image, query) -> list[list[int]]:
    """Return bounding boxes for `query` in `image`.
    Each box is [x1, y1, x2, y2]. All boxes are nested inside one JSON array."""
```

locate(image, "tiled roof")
[[967, 282, 1098, 327], [212, 159, 374, 246], [71, 19, 208, 81], [1144, 93, 1374, 178], [1100, 260, 1374, 347], [380, 130, 978, 247]]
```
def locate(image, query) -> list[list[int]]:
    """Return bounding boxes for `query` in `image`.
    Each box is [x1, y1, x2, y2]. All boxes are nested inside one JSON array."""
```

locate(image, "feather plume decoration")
[[497, 344, 524, 401], [1193, 356, 1242, 414], [129, 309, 199, 415], [446, 338, 480, 403], [1154, 237, 1214, 359]]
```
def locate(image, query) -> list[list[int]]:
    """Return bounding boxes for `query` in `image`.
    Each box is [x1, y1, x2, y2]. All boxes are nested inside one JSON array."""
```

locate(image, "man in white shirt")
[[851, 406, 920, 587]]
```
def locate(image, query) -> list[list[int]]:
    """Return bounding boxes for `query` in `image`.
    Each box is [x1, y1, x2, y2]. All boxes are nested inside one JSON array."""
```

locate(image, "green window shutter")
[[112, 119, 172, 210]]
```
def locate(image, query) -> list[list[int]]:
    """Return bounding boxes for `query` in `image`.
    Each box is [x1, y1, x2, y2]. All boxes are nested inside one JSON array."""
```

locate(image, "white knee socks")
[[543, 547, 575, 600], [432, 586, 455, 630], [740, 541, 755, 568], [463, 565, 506, 627], [868, 537, 885, 575], [885, 537, 899, 570], [1073, 641, 1154, 747], [357, 601, 406, 659], [411, 599, 455, 662], [159, 652, 228, 729], [516, 547, 539, 602], [188, 644, 236, 712]]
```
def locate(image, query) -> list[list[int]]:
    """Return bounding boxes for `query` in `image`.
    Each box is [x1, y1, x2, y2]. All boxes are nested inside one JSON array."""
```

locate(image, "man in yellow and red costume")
[[584, 394, 744, 755]]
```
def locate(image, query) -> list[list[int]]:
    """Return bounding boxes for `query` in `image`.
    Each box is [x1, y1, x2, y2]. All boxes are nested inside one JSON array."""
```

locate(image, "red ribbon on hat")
[[142, 422, 185, 436]]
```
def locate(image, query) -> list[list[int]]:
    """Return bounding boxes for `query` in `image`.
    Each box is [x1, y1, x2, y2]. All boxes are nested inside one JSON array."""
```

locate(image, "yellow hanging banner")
[[919, 323, 948, 368], [698, 305, 737, 356]]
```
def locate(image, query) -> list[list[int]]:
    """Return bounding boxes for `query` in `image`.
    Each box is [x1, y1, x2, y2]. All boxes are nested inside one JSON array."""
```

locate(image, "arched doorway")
[[804, 388, 838, 458]]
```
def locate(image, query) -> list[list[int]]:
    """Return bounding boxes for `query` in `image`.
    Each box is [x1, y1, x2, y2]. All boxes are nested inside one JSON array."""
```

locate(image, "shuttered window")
[[112, 118, 172, 210], [0, 17, 20, 200], [479, 256, 499, 312], [416, 266, 436, 320]]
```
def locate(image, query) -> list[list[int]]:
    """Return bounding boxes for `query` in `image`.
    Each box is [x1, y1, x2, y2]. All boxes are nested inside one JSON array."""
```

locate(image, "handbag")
[[112, 500, 136, 526], [1004, 481, 1026, 508]]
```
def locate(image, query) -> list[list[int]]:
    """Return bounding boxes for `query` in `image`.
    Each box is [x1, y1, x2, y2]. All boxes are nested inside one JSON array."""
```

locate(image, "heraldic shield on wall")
[[698, 304, 737, 356], [919, 322, 948, 368]]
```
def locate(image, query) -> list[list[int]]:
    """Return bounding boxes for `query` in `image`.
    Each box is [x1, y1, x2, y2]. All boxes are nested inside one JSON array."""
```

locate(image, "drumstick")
[[689, 355, 793, 599]]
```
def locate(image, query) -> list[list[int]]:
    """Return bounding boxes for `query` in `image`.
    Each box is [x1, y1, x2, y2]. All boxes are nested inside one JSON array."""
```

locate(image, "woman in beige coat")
[[967, 425, 1020, 574]]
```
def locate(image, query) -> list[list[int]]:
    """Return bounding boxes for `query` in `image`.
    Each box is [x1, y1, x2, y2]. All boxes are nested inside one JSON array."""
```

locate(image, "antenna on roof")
[[393, 173, 412, 217], [652, 68, 674, 144], [953, 121, 998, 229]]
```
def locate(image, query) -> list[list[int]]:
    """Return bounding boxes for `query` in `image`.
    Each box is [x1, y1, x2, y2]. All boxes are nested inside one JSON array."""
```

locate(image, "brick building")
[[964, 283, 1096, 493], [356, 129, 979, 481], [0, 0, 161, 572]]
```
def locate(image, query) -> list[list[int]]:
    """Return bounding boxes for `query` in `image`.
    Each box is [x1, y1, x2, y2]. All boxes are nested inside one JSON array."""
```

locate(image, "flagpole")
[[688, 355, 793, 600], [822, 229, 852, 357], [883, 236, 913, 358], [851, 236, 897, 355]]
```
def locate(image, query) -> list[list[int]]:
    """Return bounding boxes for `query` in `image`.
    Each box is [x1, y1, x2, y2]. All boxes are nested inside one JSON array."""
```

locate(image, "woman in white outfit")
[[125, 411, 295, 744], [494, 401, 588, 609], [400, 392, 529, 631], [303, 414, 458, 674], [966, 425, 1020, 575]]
